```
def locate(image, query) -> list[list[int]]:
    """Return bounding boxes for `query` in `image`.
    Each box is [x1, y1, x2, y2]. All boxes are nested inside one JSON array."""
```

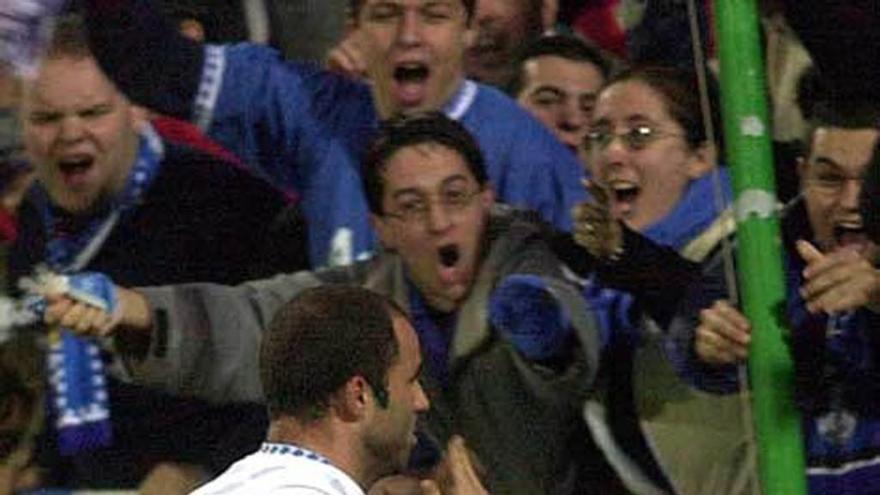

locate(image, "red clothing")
[[151, 116, 244, 167], [0, 208, 16, 243]]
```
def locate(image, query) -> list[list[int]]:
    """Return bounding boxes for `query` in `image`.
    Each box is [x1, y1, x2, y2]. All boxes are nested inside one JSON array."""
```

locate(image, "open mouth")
[[394, 63, 429, 83], [57, 155, 95, 185], [392, 63, 430, 107], [610, 182, 640, 204], [438, 244, 460, 268], [834, 223, 869, 248]]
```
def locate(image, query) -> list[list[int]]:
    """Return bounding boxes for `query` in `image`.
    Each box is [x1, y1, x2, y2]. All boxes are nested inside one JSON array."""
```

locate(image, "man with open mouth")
[[76, 0, 588, 266], [688, 81, 880, 494], [7, 14, 310, 493], [41, 113, 602, 495]]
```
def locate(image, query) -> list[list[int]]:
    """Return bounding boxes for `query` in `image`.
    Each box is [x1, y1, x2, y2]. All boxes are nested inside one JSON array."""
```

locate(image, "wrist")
[[116, 287, 153, 331]]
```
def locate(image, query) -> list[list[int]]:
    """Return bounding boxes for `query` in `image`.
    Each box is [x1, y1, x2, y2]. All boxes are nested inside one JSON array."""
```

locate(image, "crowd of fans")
[[0, 0, 879, 494]]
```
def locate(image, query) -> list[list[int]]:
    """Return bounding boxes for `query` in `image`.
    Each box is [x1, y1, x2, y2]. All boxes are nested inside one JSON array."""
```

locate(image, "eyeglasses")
[[583, 125, 685, 153], [384, 187, 483, 224]]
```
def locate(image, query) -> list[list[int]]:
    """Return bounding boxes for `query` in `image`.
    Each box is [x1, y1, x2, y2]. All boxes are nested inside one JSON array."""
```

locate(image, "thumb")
[[796, 239, 824, 264]]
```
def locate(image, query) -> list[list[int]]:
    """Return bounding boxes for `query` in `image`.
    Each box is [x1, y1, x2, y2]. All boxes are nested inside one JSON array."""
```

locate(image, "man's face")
[[357, 0, 473, 118], [517, 55, 605, 152], [801, 127, 879, 255], [372, 142, 494, 312], [22, 56, 139, 214], [585, 79, 711, 231], [363, 313, 429, 475], [466, 0, 542, 87]]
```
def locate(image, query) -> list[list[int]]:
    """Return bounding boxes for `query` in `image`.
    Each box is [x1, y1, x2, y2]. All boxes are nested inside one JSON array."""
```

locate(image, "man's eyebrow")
[[624, 113, 658, 126], [810, 156, 845, 171]]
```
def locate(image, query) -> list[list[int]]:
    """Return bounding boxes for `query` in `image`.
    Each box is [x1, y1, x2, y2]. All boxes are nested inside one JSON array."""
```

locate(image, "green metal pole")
[[713, 1, 807, 493]]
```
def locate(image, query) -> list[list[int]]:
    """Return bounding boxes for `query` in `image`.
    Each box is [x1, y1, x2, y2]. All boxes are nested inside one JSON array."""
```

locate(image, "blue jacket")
[[672, 207, 880, 494], [196, 44, 587, 265], [84, 0, 586, 265]]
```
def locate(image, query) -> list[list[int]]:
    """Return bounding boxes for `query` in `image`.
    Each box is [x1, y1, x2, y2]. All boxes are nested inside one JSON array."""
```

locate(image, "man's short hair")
[[362, 111, 488, 215], [798, 66, 880, 154], [508, 34, 611, 96], [44, 13, 93, 60], [349, 0, 476, 22], [260, 286, 404, 421]]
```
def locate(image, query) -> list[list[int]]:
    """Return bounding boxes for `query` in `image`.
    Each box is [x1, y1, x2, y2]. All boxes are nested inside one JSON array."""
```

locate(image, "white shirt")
[[190, 442, 365, 495]]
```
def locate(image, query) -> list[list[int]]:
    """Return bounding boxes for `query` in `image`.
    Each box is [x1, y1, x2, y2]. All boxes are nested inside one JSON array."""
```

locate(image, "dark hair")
[[606, 65, 723, 151], [797, 66, 880, 151], [362, 111, 487, 215], [508, 34, 610, 96], [45, 13, 92, 59], [863, 138, 880, 245], [349, 0, 476, 22], [259, 286, 403, 421]]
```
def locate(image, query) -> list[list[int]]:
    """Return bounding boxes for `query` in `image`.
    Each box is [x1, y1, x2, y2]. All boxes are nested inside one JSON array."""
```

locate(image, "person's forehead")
[[383, 142, 474, 188], [595, 80, 670, 122], [391, 314, 421, 369], [26, 57, 114, 104], [524, 56, 605, 88], [361, 0, 464, 9], [810, 127, 879, 171]]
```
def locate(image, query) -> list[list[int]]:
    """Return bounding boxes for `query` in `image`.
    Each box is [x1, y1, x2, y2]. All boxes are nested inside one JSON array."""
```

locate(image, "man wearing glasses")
[[44, 113, 602, 495]]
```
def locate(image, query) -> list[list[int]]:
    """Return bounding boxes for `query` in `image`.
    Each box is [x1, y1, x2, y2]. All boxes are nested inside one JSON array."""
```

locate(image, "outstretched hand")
[[796, 240, 880, 314], [571, 179, 623, 261], [41, 284, 152, 338]]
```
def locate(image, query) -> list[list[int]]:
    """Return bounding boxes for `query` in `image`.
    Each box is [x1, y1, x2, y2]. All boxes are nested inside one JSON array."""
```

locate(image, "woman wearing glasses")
[[572, 65, 750, 495]]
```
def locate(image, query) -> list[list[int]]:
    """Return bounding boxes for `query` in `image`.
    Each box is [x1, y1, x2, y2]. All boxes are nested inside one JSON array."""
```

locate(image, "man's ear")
[[479, 184, 496, 209], [686, 141, 717, 179], [335, 375, 371, 421], [371, 213, 397, 251]]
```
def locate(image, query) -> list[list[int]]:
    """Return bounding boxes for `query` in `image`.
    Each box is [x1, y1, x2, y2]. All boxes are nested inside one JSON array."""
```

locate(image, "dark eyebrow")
[[390, 174, 470, 200], [624, 114, 658, 127], [440, 175, 469, 188], [810, 156, 845, 172]]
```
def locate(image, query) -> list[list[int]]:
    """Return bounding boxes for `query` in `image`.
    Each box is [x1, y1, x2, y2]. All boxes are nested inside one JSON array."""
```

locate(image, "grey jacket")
[[119, 208, 601, 494]]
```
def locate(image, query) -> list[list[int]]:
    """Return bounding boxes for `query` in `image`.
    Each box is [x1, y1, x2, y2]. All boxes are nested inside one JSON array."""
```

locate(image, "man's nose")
[[559, 99, 586, 131], [58, 116, 85, 142], [425, 201, 453, 233], [413, 381, 430, 411], [397, 10, 424, 46], [840, 178, 863, 210]]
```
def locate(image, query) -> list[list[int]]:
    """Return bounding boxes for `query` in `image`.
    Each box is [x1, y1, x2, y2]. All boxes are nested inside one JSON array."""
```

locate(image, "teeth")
[[835, 224, 865, 233]]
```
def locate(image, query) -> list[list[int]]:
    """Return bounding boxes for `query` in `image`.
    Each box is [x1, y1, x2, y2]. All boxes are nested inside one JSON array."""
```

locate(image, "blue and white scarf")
[[38, 126, 163, 455]]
